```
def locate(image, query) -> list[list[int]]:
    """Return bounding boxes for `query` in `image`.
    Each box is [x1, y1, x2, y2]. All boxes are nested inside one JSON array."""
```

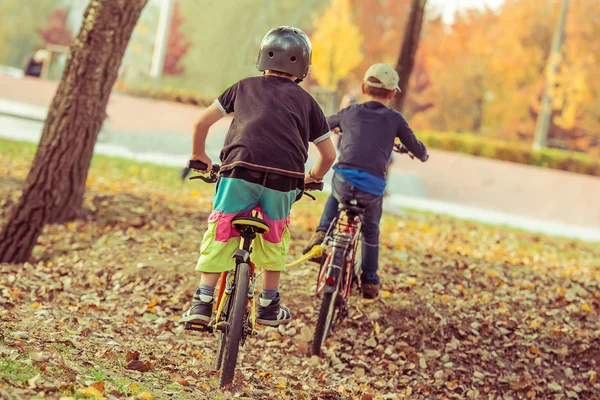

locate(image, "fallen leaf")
[[77, 386, 104, 398], [581, 303, 592, 313], [126, 360, 153, 372], [125, 351, 140, 362], [90, 381, 105, 394], [135, 392, 154, 400]]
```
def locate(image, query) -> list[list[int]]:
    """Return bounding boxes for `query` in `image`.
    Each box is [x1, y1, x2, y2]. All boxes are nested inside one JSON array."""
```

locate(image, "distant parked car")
[[0, 65, 24, 78]]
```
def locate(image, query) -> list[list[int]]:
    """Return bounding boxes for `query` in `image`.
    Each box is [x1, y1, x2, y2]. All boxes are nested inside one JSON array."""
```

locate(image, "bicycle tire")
[[311, 248, 345, 356], [214, 306, 228, 371], [218, 263, 250, 388]]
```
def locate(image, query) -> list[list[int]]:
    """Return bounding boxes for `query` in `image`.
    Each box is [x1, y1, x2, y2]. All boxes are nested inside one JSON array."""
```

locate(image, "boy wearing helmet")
[[182, 27, 336, 327], [303, 64, 428, 300]]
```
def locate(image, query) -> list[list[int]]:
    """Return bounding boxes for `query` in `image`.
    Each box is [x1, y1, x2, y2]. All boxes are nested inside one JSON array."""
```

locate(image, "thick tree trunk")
[[392, 0, 427, 112], [0, 0, 147, 263]]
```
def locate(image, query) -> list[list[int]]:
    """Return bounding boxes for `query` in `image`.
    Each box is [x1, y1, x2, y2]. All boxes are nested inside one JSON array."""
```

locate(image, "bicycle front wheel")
[[311, 248, 345, 356], [218, 263, 250, 388]]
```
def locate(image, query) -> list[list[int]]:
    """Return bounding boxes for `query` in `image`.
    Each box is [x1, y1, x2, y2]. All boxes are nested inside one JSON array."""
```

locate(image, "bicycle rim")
[[218, 263, 250, 388]]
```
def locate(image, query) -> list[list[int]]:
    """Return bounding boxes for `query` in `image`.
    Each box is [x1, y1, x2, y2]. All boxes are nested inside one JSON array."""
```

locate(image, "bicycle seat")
[[231, 216, 270, 234], [339, 200, 365, 216]]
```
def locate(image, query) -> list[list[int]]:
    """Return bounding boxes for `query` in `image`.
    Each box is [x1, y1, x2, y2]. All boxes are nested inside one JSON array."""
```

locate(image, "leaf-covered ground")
[[1, 140, 599, 400]]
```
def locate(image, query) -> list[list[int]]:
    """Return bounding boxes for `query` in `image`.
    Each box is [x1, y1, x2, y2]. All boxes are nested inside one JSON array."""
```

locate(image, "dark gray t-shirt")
[[216, 76, 331, 179], [327, 102, 428, 179]]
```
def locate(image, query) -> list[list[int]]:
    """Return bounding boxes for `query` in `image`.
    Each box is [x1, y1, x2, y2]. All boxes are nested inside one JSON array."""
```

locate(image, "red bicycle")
[[310, 143, 417, 356]]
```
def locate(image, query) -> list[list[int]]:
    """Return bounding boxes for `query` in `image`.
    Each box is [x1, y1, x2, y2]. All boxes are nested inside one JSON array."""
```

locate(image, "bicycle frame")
[[316, 210, 362, 299]]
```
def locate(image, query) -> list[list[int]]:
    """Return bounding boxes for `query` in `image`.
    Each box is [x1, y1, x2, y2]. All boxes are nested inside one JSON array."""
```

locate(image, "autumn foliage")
[[310, 0, 364, 90], [36, 8, 73, 47], [163, 0, 191, 76], [308, 0, 600, 156], [404, 0, 600, 155]]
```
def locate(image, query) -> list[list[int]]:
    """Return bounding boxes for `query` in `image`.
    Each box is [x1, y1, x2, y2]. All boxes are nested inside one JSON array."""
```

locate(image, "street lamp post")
[[533, 0, 569, 151], [149, 0, 174, 78]]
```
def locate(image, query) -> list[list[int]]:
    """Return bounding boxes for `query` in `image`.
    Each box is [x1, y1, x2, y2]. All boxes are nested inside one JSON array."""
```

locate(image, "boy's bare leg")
[[182, 272, 220, 324], [262, 270, 280, 290], [199, 272, 221, 287]]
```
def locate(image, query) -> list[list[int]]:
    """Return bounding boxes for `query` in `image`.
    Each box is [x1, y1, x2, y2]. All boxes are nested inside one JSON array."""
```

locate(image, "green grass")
[[0, 357, 40, 382], [2, 138, 598, 248]]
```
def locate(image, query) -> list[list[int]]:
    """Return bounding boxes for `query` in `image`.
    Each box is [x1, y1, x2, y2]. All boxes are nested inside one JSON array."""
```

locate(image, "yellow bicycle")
[[184, 160, 322, 387]]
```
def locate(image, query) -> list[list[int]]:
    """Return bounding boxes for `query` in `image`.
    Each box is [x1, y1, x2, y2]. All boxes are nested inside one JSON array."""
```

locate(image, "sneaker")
[[256, 293, 292, 326], [181, 290, 213, 325], [361, 282, 380, 299], [302, 231, 326, 255]]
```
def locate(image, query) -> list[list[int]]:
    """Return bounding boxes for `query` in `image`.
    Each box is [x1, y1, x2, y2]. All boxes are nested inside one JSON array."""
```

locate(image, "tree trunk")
[[392, 0, 427, 112], [0, 0, 147, 263]]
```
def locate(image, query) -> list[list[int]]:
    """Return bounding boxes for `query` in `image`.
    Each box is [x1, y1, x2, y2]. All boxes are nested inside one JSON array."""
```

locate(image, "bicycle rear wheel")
[[311, 248, 345, 356], [217, 263, 250, 388]]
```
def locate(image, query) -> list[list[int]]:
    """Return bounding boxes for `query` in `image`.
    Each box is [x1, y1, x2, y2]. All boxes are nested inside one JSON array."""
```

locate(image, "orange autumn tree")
[[409, 0, 600, 155], [350, 0, 411, 74]]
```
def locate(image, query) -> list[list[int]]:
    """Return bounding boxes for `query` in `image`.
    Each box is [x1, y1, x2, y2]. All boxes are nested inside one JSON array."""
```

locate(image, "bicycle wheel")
[[214, 297, 229, 371], [218, 263, 250, 388], [311, 248, 345, 356]]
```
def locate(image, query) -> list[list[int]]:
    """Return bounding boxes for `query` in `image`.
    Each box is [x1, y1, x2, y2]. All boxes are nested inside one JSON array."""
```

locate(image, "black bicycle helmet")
[[256, 26, 312, 83]]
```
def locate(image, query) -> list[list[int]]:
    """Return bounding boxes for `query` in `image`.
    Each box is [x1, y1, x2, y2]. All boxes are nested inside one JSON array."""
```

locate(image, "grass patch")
[[0, 357, 40, 382]]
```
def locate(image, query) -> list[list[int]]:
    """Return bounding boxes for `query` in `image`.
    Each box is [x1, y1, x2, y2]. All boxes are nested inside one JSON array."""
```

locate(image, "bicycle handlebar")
[[186, 160, 323, 199], [187, 160, 221, 172], [305, 182, 324, 191], [393, 143, 415, 159], [392, 143, 430, 161]]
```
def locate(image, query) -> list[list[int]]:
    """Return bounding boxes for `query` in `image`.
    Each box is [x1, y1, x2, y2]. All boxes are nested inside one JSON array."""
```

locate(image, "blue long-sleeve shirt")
[[327, 101, 428, 195]]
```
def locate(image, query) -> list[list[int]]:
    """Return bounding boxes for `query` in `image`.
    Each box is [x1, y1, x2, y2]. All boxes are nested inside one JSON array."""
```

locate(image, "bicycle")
[[183, 160, 322, 388], [309, 143, 418, 356]]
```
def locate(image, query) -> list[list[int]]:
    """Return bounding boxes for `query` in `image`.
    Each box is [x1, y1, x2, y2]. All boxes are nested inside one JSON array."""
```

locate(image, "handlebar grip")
[[187, 160, 221, 172], [305, 182, 324, 191], [187, 160, 207, 170]]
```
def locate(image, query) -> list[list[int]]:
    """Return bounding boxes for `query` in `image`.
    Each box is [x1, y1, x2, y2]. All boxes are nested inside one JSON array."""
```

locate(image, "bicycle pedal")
[[185, 322, 213, 333]]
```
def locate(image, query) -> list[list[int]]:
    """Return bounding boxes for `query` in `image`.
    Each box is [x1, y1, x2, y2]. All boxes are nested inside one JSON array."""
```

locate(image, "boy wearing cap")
[[303, 63, 428, 299]]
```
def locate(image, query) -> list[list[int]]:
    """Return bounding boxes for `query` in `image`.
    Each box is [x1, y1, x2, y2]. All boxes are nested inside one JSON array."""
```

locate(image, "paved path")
[[1, 74, 599, 240]]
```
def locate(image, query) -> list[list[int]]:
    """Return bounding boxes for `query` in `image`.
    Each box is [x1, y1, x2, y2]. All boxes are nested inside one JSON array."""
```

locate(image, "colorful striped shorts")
[[196, 170, 301, 273]]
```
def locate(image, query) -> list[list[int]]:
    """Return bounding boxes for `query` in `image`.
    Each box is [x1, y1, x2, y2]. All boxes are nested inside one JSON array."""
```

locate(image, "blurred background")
[[0, 0, 599, 240]]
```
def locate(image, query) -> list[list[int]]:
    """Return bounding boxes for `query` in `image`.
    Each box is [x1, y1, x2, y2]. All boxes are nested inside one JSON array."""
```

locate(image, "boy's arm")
[[191, 82, 238, 172], [397, 115, 428, 162], [191, 103, 227, 172], [307, 102, 337, 183], [307, 137, 336, 183]]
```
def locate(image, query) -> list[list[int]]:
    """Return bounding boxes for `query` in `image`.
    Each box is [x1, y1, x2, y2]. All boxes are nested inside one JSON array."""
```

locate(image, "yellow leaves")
[[189, 189, 201, 198], [127, 383, 140, 393], [135, 392, 154, 400], [29, 302, 42, 310], [310, 0, 363, 89], [77, 386, 104, 399], [405, 277, 417, 287], [580, 303, 592, 313], [529, 320, 541, 330], [274, 379, 287, 389]]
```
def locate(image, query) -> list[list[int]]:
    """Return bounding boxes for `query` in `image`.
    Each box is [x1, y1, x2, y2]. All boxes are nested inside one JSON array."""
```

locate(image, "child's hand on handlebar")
[[304, 173, 319, 186], [190, 153, 212, 173]]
